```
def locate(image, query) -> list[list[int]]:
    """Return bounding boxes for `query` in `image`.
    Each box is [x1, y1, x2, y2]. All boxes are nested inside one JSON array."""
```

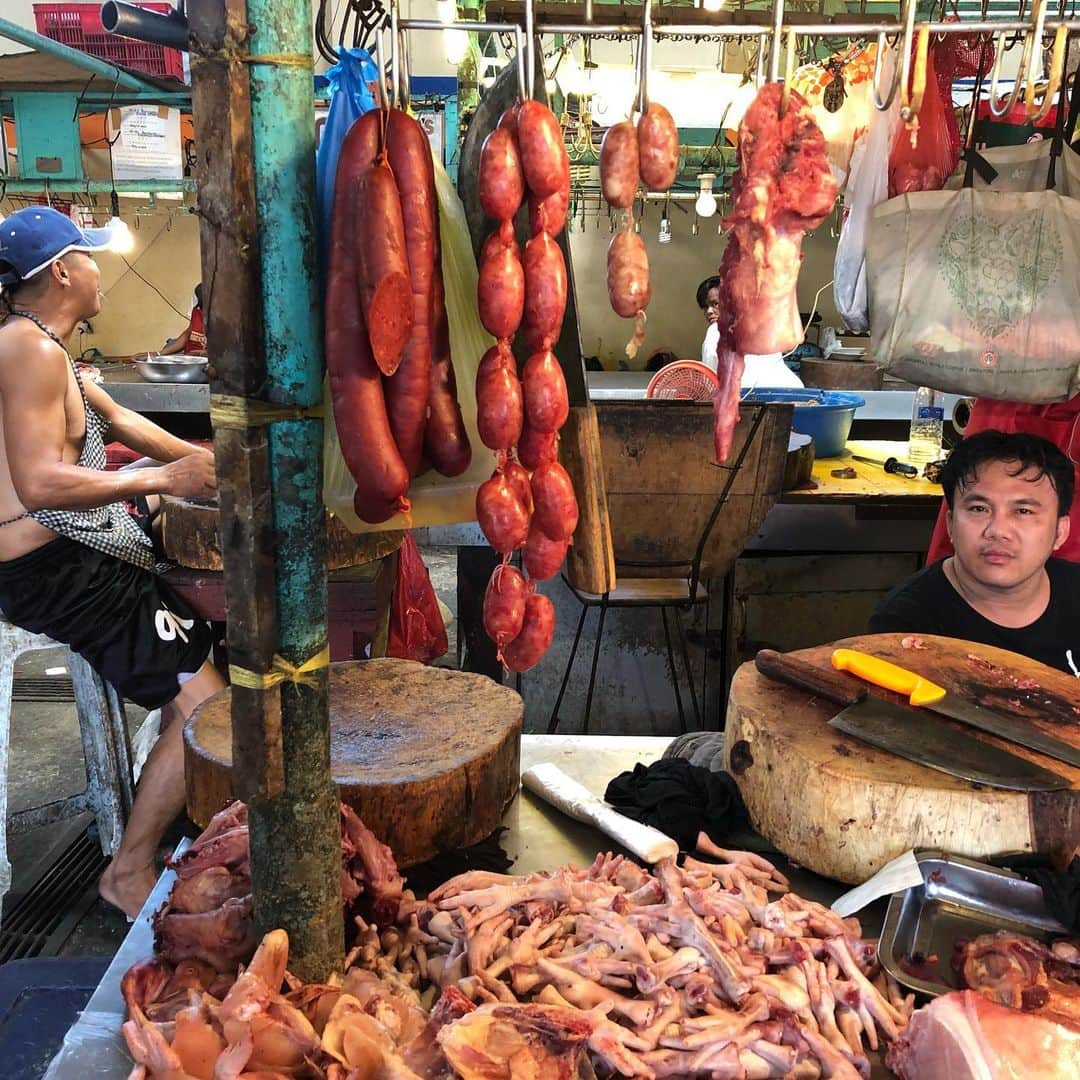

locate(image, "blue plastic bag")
[[316, 48, 378, 271]]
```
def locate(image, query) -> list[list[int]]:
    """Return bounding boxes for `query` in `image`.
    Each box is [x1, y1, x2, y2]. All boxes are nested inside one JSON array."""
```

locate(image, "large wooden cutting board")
[[724, 633, 1080, 884], [184, 659, 523, 867], [160, 496, 402, 571]]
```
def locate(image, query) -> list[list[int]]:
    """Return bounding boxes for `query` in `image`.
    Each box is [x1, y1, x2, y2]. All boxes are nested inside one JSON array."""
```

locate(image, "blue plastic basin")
[[742, 388, 866, 458]]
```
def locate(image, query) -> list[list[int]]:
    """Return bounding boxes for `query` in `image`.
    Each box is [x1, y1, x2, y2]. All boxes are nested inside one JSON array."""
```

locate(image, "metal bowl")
[[134, 354, 210, 384]]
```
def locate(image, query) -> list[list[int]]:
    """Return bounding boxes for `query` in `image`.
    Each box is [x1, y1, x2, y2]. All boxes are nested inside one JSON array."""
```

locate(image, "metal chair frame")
[[548, 406, 769, 735]]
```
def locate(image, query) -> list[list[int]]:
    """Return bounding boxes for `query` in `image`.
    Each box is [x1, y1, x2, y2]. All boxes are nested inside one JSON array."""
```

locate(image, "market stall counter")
[[43, 734, 891, 1079]]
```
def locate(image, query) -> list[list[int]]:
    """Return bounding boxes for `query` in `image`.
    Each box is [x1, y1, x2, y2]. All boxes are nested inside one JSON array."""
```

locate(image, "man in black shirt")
[[870, 431, 1079, 677]]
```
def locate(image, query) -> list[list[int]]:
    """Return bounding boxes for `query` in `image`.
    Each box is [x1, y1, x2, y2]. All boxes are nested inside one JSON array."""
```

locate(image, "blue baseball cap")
[[0, 206, 114, 286]]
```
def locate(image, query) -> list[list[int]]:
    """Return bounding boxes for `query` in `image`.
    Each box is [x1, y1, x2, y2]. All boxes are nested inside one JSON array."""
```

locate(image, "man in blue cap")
[[0, 206, 225, 917]]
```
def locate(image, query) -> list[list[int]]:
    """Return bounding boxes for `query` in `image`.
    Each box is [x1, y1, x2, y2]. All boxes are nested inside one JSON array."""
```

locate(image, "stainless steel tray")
[[877, 850, 1067, 998]]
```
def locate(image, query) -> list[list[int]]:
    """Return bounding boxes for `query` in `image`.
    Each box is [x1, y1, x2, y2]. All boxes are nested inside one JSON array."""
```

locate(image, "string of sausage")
[[476, 100, 575, 672]]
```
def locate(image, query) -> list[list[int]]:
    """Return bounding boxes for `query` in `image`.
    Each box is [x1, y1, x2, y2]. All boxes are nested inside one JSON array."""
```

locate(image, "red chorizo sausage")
[[637, 102, 679, 192], [475, 342, 524, 451], [502, 593, 556, 672], [355, 154, 414, 376], [483, 564, 528, 647], [479, 127, 525, 223], [478, 224, 525, 340], [384, 108, 437, 477], [327, 153, 410, 524], [522, 232, 567, 350], [523, 524, 569, 581], [522, 349, 569, 434], [476, 471, 530, 554], [424, 273, 472, 477], [498, 106, 519, 133], [530, 461, 579, 541], [517, 100, 570, 199], [517, 421, 559, 471], [606, 228, 651, 318], [502, 458, 533, 514], [600, 120, 640, 209], [528, 188, 569, 237]]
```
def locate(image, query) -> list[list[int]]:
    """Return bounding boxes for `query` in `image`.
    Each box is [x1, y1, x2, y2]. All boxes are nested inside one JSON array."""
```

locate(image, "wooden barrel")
[[160, 496, 402, 571], [724, 634, 1080, 883], [184, 659, 523, 867]]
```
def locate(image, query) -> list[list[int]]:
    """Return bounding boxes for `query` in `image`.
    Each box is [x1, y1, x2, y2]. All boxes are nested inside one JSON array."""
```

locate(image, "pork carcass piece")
[[886, 989, 1080, 1079], [722, 82, 836, 357], [437, 1003, 592, 1079], [711, 82, 836, 463]]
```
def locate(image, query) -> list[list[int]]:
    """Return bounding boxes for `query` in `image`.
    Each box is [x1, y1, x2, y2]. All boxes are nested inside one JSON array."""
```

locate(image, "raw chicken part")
[[887, 989, 1080, 1079], [712, 82, 836, 462]]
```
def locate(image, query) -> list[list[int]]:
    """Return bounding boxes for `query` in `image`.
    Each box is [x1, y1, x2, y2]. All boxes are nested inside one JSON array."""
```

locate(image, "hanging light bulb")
[[703, 0, 725, 12], [108, 191, 135, 254], [544, 77, 557, 95], [444, 29, 469, 65], [695, 173, 718, 218], [658, 208, 672, 245], [435, 0, 455, 23]]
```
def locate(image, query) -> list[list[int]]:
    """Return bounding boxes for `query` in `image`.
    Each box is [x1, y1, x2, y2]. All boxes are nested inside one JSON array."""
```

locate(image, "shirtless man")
[[0, 206, 226, 916]]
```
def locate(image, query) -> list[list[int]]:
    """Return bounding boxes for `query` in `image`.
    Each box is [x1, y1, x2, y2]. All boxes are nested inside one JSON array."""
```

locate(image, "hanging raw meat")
[[712, 82, 836, 462]]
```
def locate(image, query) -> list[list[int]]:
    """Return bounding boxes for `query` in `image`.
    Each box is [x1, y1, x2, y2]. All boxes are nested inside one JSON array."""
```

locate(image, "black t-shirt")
[[869, 558, 1080, 678]]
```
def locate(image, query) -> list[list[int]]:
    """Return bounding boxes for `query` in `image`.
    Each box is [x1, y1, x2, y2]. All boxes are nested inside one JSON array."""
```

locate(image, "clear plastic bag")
[[323, 158, 498, 532], [834, 46, 902, 333]]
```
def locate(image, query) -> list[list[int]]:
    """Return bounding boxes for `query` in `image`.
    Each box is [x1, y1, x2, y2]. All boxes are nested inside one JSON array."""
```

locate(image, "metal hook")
[[754, 32, 767, 87], [895, 0, 920, 117], [523, 0, 535, 99], [390, 2, 400, 110], [900, 24, 930, 124], [374, 26, 391, 112], [636, 0, 652, 114], [768, 0, 785, 82], [872, 32, 903, 110], [1025, 2, 1062, 120], [988, 0, 1042, 117], [397, 27, 412, 107]]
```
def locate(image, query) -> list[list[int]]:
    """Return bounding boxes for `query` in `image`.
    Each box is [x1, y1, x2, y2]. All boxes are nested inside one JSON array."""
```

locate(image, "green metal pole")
[[0, 17, 159, 93], [0, 179, 196, 194], [243, 0, 343, 978]]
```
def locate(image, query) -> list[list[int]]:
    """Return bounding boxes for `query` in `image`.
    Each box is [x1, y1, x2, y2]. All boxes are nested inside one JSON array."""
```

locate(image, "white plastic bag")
[[323, 158, 497, 533], [833, 47, 902, 332]]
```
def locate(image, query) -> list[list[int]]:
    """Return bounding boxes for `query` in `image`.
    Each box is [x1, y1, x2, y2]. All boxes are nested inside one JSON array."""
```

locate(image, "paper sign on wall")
[[415, 110, 445, 165], [107, 105, 183, 181]]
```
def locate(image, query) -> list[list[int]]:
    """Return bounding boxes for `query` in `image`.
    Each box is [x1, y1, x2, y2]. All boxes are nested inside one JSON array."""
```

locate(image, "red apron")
[[926, 396, 1080, 563]]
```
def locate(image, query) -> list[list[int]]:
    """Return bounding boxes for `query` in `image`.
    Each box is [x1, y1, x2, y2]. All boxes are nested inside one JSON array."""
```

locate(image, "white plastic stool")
[[0, 619, 135, 926]]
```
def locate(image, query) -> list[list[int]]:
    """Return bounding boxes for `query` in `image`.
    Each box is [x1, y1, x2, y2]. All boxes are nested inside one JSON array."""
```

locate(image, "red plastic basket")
[[33, 3, 185, 81]]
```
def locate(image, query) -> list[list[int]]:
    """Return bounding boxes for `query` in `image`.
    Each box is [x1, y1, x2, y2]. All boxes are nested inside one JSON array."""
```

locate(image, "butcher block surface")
[[184, 659, 523, 867], [160, 495, 403, 570], [724, 634, 1080, 884]]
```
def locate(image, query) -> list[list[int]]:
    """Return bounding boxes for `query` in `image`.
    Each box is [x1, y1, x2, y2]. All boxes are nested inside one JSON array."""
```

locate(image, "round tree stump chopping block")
[[160, 496, 403, 571], [724, 634, 1080, 884], [184, 659, 523, 867]]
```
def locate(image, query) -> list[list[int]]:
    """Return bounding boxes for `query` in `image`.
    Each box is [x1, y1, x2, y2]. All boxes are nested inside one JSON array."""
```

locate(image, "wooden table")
[[783, 440, 944, 507]]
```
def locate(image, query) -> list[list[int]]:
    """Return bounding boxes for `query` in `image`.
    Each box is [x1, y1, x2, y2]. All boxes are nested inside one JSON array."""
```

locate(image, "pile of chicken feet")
[[124, 803, 913, 1079]]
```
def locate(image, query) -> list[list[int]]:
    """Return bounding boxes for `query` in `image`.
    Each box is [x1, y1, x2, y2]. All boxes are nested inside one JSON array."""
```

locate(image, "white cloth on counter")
[[700, 322, 805, 389], [521, 762, 679, 864], [830, 850, 923, 917]]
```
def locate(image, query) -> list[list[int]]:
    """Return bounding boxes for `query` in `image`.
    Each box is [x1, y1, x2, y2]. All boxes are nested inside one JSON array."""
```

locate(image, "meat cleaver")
[[755, 650, 1069, 791], [832, 648, 1080, 770]]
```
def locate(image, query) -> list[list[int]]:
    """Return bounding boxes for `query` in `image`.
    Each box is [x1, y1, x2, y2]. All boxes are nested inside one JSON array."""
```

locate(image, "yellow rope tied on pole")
[[210, 394, 324, 429], [229, 645, 330, 691]]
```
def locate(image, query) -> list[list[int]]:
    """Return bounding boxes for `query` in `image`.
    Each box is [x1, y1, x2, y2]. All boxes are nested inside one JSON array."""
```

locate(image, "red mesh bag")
[[934, 27, 995, 166], [888, 45, 959, 196], [386, 532, 449, 664]]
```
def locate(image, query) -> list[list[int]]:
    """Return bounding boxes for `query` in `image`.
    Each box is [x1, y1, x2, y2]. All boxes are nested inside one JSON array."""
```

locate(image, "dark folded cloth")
[[604, 758, 750, 853], [990, 853, 1080, 935]]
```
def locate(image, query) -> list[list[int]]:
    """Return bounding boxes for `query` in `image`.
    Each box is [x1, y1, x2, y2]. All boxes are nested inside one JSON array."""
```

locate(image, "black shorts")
[[0, 537, 213, 709]]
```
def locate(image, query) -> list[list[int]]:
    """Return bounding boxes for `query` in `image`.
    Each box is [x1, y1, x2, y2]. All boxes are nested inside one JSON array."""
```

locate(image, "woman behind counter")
[[159, 283, 206, 356], [696, 275, 803, 389]]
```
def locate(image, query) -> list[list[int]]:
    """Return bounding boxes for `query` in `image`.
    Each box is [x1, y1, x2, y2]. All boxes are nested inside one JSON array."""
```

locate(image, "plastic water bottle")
[[908, 387, 944, 466]]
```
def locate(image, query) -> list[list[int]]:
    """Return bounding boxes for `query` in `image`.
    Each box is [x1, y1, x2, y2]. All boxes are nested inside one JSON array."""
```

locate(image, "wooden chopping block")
[[724, 633, 1080, 884], [160, 495, 402, 571], [798, 357, 883, 391], [184, 659, 523, 867]]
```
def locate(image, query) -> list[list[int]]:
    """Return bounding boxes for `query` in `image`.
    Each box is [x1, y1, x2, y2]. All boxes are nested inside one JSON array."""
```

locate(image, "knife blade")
[[755, 650, 1069, 791], [850, 454, 918, 478], [831, 648, 1080, 770]]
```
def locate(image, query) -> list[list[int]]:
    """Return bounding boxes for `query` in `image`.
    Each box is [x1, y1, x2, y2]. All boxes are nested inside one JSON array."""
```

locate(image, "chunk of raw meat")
[[886, 990, 1080, 1079]]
